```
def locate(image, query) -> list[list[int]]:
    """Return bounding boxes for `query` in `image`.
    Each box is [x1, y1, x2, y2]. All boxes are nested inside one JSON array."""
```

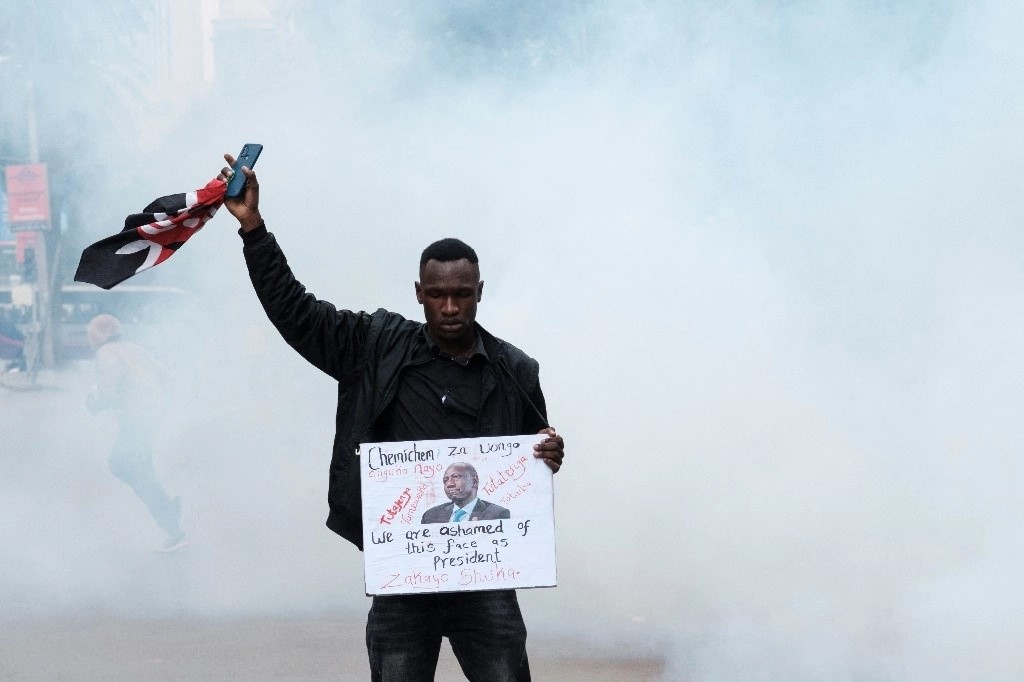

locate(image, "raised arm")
[[218, 153, 371, 380]]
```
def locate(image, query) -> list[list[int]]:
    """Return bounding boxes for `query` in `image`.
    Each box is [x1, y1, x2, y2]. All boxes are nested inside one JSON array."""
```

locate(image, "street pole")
[[26, 78, 55, 369]]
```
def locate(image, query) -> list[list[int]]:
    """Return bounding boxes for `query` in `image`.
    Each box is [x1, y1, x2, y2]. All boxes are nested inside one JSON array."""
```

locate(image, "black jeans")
[[365, 589, 530, 681]]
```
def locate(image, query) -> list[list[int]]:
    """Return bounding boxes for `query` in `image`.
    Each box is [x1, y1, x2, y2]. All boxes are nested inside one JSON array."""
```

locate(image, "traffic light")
[[21, 247, 37, 282]]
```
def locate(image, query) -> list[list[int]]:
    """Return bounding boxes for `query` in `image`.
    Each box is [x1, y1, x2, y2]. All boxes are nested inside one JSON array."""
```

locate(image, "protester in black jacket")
[[219, 154, 565, 682]]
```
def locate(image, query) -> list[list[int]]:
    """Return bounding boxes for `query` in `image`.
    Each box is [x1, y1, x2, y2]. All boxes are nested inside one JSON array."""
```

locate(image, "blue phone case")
[[226, 143, 263, 198]]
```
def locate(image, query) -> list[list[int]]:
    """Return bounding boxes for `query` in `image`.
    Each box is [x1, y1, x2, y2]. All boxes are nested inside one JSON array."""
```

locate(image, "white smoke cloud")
[[4, 1, 1024, 678]]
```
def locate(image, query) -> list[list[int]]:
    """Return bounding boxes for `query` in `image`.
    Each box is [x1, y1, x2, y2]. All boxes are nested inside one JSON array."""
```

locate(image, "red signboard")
[[4, 163, 51, 229]]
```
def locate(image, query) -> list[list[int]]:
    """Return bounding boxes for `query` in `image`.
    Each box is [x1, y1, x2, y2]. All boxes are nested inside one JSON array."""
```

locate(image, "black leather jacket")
[[241, 225, 549, 549]]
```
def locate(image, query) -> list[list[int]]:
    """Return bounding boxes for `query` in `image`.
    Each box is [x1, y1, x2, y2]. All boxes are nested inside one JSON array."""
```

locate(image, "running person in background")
[[86, 313, 186, 552], [0, 308, 26, 372]]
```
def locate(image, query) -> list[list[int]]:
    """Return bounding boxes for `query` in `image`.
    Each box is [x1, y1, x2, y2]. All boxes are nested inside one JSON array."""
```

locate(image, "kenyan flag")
[[74, 178, 226, 289]]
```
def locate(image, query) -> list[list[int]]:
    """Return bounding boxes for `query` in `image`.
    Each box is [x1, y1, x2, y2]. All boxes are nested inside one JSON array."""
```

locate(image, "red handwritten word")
[[482, 455, 529, 496], [369, 465, 408, 483], [414, 462, 443, 478], [380, 571, 450, 590], [498, 480, 532, 506], [379, 488, 412, 525], [458, 566, 522, 586], [400, 482, 431, 524]]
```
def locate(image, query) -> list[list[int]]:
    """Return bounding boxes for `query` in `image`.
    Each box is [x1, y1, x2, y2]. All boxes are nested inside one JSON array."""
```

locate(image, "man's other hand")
[[534, 427, 565, 473]]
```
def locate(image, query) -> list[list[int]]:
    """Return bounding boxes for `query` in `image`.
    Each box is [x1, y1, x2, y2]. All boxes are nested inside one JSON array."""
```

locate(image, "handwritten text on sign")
[[360, 434, 556, 595]]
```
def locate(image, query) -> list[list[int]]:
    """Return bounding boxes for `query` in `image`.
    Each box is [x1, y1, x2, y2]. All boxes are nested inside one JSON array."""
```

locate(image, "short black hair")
[[420, 238, 479, 268]]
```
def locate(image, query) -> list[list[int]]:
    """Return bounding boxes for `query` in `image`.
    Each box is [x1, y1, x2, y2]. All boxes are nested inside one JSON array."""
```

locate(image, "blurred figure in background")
[[86, 313, 186, 552], [0, 307, 26, 372]]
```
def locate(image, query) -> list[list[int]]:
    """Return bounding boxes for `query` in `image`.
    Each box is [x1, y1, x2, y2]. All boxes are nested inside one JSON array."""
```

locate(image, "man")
[[220, 154, 565, 682], [86, 314, 186, 552], [421, 462, 511, 524]]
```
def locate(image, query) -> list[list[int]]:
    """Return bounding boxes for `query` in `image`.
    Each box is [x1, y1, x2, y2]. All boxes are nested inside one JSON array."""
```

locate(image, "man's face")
[[415, 258, 483, 352], [442, 465, 477, 506]]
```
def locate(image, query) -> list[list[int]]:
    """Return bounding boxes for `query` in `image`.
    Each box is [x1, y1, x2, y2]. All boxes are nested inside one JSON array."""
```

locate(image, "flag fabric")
[[74, 178, 227, 289]]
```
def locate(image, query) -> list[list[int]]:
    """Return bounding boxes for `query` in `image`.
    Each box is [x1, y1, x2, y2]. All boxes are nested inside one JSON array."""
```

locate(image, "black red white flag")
[[74, 178, 226, 289]]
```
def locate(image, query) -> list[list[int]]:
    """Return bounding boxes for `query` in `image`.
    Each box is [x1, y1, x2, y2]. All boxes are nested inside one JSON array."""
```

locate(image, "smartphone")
[[225, 143, 263, 198]]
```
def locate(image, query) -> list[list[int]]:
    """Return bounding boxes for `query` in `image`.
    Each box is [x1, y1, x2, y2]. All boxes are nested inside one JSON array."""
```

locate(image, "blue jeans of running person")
[[366, 589, 530, 681]]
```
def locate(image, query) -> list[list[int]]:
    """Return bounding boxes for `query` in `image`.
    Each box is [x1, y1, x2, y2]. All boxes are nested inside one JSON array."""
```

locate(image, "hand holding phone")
[[225, 143, 263, 198]]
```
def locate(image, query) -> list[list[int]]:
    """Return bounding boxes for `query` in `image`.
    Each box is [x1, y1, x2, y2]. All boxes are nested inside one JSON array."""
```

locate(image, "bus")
[[0, 282, 190, 364]]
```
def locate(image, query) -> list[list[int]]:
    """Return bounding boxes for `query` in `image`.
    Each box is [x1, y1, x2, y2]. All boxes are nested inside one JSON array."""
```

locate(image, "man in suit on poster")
[[421, 462, 511, 524]]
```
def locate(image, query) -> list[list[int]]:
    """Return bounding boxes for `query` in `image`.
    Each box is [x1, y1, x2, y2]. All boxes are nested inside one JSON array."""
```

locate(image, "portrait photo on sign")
[[419, 461, 513, 524]]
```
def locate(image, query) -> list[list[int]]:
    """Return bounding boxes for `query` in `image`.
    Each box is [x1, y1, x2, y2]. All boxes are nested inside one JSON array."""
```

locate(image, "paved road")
[[1, 616, 662, 681], [1, 365, 664, 680]]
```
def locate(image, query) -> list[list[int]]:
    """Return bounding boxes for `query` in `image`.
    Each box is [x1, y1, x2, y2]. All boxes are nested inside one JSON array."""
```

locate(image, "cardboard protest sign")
[[360, 433, 556, 595]]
